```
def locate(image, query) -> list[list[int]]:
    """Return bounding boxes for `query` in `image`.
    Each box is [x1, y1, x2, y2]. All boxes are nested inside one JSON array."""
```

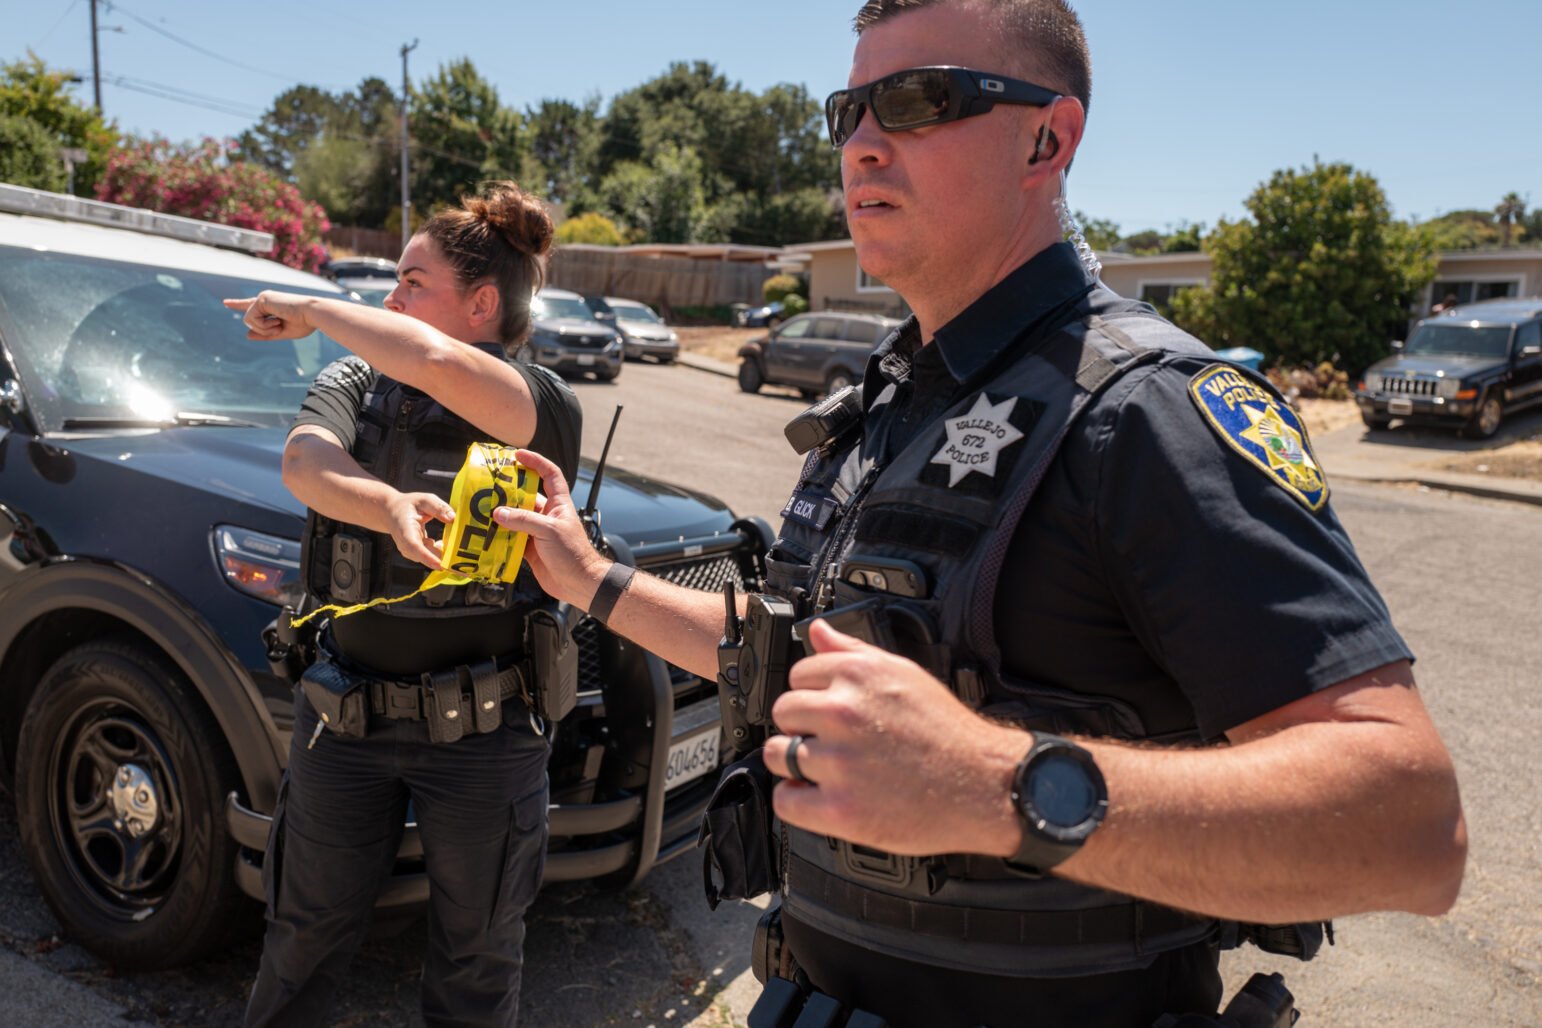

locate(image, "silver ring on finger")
[[785, 734, 814, 785]]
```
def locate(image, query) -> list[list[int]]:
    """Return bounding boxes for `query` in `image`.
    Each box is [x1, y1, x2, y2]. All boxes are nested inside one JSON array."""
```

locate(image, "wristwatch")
[[1006, 732, 1108, 875]]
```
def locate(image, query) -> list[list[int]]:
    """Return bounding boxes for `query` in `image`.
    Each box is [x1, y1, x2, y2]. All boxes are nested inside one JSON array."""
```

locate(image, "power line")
[[106, 75, 266, 121], [37, 0, 82, 47], [102, 0, 340, 88]]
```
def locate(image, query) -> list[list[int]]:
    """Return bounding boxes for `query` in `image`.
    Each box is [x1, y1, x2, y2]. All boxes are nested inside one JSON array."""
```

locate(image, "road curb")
[[1328, 467, 1542, 507], [676, 351, 738, 379]]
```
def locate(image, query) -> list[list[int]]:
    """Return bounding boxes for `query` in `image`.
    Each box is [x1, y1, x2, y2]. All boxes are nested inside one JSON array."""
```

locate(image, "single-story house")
[[788, 239, 1542, 323]]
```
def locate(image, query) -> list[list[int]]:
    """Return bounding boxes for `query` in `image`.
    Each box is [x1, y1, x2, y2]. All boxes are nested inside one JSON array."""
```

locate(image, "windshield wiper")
[[60, 411, 266, 430]]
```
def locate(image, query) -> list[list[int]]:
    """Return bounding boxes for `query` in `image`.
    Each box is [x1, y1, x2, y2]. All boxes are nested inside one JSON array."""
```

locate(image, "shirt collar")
[[929, 242, 1096, 384]]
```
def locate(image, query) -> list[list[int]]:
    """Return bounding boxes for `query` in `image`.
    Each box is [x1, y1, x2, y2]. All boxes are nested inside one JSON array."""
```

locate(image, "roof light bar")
[[0, 183, 276, 255]]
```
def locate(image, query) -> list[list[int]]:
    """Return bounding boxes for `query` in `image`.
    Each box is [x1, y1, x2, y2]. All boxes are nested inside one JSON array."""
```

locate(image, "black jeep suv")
[[1355, 298, 1542, 438], [0, 186, 762, 969]]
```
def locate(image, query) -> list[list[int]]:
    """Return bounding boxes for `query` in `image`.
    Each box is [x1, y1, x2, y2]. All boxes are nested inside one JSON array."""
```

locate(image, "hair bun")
[[466, 181, 554, 260]]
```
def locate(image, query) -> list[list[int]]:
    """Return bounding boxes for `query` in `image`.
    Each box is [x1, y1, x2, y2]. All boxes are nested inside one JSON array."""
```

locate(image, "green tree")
[[0, 113, 66, 190], [1074, 211, 1120, 252], [1494, 192, 1527, 248], [1421, 209, 1501, 251], [1118, 228, 1164, 255], [555, 211, 623, 246], [1162, 221, 1205, 253], [1171, 160, 1435, 373], [411, 58, 525, 214], [597, 143, 708, 243], [525, 97, 601, 206], [0, 53, 117, 194]]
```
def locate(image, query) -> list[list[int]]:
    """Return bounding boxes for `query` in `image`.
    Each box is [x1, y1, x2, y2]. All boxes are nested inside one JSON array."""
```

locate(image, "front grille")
[[651, 554, 744, 594], [574, 615, 605, 692], [567, 334, 608, 349], [1383, 375, 1437, 396]]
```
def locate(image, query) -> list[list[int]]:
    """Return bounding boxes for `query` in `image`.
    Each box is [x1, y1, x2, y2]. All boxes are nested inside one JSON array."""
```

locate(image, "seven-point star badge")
[[929, 394, 1024, 486]]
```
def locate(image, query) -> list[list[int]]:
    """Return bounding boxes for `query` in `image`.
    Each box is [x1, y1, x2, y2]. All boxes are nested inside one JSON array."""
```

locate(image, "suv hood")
[[1367, 353, 1507, 377], [55, 428, 734, 542], [617, 320, 673, 341], [536, 318, 618, 340]]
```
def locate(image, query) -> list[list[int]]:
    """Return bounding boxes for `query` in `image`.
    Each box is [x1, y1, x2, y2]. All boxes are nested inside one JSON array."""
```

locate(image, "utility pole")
[[399, 39, 419, 256], [89, 0, 102, 112]]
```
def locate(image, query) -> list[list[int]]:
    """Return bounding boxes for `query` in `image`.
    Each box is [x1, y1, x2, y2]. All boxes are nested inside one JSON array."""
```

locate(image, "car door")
[[762, 315, 815, 385], [836, 318, 884, 379], [1510, 320, 1542, 407], [800, 316, 849, 388]]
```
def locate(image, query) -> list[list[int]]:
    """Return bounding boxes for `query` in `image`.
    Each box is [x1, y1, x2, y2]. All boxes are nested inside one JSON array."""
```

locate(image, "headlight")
[[668, 330, 679, 342], [1364, 372, 1383, 392], [1437, 377, 1460, 399], [214, 525, 303, 608]]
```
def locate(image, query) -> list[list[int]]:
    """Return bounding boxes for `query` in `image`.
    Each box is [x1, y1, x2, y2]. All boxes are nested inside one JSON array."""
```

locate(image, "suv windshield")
[[1405, 323, 1513, 359], [0, 246, 350, 431], [535, 295, 597, 321], [610, 303, 662, 324]]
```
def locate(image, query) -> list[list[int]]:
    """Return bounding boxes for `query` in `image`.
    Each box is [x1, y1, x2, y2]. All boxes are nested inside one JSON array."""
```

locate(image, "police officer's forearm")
[[282, 429, 401, 535], [581, 565, 729, 681], [1028, 676, 1467, 923]]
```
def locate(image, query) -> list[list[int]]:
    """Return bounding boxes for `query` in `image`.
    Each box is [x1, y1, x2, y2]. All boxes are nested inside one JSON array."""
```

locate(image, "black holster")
[[298, 659, 369, 739], [263, 603, 318, 686], [699, 748, 781, 910]]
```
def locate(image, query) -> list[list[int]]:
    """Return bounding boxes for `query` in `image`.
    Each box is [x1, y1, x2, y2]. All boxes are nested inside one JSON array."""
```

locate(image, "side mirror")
[[1390, 339, 1405, 353], [0, 379, 26, 416], [1520, 345, 1542, 359]]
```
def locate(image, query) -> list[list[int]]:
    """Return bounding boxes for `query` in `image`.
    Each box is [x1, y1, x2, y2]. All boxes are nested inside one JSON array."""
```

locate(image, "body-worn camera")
[[717, 583, 798, 755], [330, 532, 372, 605], [783, 385, 864, 456]]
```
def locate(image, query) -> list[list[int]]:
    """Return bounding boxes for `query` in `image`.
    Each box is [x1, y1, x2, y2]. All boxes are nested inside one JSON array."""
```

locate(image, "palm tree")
[[1494, 192, 1527, 247]]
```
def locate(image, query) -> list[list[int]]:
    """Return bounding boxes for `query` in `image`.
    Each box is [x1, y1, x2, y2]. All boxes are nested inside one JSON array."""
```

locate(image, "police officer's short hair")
[[852, 0, 1092, 118]]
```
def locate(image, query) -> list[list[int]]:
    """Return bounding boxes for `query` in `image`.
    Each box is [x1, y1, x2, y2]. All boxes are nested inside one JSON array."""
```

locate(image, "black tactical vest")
[[301, 343, 542, 617], [769, 288, 1242, 978]]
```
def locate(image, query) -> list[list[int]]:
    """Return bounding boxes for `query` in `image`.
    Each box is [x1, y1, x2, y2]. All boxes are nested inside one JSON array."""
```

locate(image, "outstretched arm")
[[492, 448, 732, 678], [764, 620, 1467, 925], [224, 292, 539, 446]]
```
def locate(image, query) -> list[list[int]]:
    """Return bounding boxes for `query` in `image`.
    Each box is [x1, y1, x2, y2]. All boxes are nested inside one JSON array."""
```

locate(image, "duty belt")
[[370, 658, 528, 740], [789, 854, 1207, 949]]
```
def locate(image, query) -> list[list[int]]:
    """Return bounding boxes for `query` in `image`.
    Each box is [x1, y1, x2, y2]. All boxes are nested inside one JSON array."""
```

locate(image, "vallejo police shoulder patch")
[[1188, 364, 1329, 512]]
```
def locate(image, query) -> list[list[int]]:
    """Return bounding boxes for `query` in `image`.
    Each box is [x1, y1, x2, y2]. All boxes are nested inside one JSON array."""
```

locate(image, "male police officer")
[[496, 2, 1467, 1024]]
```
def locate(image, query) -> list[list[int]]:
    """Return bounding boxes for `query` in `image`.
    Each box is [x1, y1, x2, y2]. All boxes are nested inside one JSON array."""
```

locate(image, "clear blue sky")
[[10, 0, 1540, 234]]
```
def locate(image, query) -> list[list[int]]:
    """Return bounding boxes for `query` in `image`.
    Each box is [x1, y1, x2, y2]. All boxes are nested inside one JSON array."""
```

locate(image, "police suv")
[[0, 185, 764, 969]]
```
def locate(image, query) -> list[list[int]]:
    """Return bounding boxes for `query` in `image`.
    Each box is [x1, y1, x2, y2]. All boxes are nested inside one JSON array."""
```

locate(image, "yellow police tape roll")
[[292, 442, 539, 627]]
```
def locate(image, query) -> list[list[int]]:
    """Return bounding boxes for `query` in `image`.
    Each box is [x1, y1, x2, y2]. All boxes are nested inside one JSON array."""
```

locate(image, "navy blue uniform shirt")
[[864, 243, 1412, 742]]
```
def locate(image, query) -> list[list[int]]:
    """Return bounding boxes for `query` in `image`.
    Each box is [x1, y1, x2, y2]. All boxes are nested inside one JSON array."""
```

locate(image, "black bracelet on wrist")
[[588, 562, 636, 626]]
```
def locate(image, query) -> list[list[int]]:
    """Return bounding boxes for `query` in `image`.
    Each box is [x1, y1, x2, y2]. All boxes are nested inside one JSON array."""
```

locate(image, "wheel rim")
[[828, 374, 852, 393], [47, 701, 183, 919], [1478, 397, 1501, 435]]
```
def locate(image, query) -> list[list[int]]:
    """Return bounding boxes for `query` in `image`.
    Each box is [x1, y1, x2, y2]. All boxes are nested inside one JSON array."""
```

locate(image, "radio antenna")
[[583, 405, 623, 526]]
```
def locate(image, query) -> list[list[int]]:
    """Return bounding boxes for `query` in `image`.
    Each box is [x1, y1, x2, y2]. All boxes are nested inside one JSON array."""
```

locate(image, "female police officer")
[[226, 181, 580, 1027]]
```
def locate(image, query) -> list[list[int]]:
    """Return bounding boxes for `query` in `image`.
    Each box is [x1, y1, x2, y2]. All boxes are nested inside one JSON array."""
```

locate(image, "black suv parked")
[[737, 311, 902, 397], [0, 186, 764, 969], [1355, 299, 1542, 437]]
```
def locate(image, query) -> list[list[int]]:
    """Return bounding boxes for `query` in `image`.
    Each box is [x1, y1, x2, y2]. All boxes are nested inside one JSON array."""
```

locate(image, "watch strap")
[[588, 561, 636, 626]]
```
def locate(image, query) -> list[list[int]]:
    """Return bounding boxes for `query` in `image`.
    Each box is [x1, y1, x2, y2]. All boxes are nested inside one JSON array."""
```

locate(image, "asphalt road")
[[0, 360, 1536, 1026]]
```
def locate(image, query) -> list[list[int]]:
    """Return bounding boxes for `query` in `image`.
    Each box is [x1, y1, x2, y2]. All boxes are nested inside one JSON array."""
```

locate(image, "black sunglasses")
[[824, 66, 1061, 148]]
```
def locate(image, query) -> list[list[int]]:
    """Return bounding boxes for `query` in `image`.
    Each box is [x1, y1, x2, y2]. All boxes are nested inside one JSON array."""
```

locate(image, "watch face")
[[1030, 752, 1100, 828]]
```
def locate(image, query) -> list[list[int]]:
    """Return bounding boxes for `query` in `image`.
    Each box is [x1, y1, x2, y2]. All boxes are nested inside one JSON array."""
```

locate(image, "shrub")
[[556, 212, 624, 246], [781, 294, 809, 317], [763, 273, 805, 304], [96, 137, 330, 272], [0, 113, 65, 191]]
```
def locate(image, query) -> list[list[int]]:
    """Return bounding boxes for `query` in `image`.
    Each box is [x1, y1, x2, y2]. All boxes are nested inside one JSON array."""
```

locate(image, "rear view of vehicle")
[[1355, 300, 1542, 438], [527, 288, 625, 381]]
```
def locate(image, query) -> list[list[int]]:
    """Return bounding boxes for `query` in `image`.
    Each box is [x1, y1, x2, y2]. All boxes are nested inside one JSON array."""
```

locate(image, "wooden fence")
[[546, 248, 773, 310], [324, 225, 400, 260]]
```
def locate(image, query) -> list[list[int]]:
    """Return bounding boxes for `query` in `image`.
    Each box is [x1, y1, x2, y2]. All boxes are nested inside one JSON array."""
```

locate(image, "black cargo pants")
[[245, 689, 550, 1027]]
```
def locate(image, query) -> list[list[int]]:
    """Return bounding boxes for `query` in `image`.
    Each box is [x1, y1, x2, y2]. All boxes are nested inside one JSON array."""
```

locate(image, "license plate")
[[577, 354, 595, 366], [665, 730, 719, 791], [1388, 398, 1413, 416]]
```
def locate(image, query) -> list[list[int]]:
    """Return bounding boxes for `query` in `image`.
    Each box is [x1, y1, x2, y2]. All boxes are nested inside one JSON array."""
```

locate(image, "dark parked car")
[[0, 185, 764, 969], [585, 295, 680, 363], [322, 256, 397, 308], [528, 287, 625, 381], [1355, 299, 1542, 438], [737, 311, 902, 397], [734, 300, 785, 328]]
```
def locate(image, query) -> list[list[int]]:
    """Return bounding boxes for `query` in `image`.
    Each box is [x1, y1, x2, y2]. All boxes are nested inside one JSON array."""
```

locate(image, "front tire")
[[825, 369, 855, 397], [738, 359, 764, 394], [15, 639, 249, 970], [1461, 392, 1503, 439]]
